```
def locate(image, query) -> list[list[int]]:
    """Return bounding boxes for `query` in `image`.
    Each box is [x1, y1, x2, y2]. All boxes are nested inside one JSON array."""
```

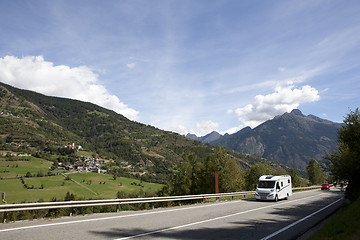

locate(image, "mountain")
[[187, 127, 252, 143], [185, 133, 200, 141], [212, 109, 342, 170], [186, 131, 222, 143], [0, 82, 286, 183]]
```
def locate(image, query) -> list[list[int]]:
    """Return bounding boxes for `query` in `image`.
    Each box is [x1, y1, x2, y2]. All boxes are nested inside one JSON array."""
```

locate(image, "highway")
[[0, 188, 343, 240]]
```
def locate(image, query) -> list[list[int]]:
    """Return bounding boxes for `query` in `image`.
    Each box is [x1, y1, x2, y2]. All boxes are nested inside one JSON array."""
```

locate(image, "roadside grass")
[[308, 196, 360, 240]]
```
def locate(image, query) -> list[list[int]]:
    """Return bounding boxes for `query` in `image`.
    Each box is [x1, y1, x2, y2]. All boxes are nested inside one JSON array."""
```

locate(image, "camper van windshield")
[[258, 181, 275, 188]]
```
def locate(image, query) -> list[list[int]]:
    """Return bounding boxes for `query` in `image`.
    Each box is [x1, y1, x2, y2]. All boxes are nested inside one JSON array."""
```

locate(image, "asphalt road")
[[0, 188, 343, 240]]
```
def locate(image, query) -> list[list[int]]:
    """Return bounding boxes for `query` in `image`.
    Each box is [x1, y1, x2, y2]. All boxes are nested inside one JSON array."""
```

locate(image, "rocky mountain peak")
[[290, 109, 304, 116]]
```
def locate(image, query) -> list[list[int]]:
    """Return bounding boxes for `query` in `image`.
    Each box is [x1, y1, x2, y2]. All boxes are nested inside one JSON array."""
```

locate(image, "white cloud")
[[321, 88, 329, 93], [226, 109, 233, 114], [223, 125, 246, 135], [169, 120, 219, 136], [0, 55, 138, 120], [234, 85, 320, 128], [195, 120, 219, 136], [126, 63, 136, 69], [278, 67, 286, 72]]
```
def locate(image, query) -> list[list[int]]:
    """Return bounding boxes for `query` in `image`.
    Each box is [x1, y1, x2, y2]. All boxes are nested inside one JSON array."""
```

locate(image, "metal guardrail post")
[[1, 192, 6, 204], [2, 212, 6, 223]]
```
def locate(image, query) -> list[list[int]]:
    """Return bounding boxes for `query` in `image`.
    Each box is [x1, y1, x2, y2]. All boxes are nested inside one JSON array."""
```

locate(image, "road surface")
[[0, 188, 343, 240]]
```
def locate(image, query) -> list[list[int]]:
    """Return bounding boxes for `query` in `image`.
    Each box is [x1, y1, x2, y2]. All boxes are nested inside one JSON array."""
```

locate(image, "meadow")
[[0, 155, 162, 203], [0, 155, 53, 178]]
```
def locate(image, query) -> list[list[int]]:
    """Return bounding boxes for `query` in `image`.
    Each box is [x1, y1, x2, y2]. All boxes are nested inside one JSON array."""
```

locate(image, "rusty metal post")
[[215, 172, 219, 202]]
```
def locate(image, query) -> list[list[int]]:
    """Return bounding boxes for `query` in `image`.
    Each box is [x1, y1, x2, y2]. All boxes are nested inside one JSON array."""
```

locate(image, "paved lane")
[[0, 188, 343, 240]]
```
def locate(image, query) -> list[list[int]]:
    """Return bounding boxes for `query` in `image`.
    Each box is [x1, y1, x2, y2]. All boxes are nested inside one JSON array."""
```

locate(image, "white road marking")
[[114, 194, 325, 240], [260, 197, 343, 240]]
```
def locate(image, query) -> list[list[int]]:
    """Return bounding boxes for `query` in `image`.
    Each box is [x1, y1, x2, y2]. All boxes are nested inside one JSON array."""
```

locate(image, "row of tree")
[[160, 146, 243, 196], [160, 146, 309, 196]]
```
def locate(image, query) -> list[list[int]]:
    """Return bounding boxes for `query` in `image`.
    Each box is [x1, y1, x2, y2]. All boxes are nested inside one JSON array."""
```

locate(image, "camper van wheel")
[[274, 195, 278, 202]]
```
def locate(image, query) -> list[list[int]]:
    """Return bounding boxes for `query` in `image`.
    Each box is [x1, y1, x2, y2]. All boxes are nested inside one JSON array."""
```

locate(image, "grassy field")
[[67, 172, 163, 199], [0, 155, 163, 203], [1, 173, 163, 203], [0, 155, 54, 178]]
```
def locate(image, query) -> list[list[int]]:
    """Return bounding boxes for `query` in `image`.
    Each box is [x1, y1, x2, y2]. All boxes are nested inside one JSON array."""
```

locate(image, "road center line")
[[113, 194, 325, 240]]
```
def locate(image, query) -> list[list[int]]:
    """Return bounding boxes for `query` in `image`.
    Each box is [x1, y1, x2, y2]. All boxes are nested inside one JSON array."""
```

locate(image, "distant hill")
[[189, 109, 342, 170], [0, 82, 286, 183], [186, 131, 222, 143]]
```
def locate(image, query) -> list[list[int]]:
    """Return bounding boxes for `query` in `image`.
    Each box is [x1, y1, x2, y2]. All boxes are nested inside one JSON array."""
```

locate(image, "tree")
[[288, 168, 307, 187], [244, 164, 270, 190], [325, 108, 360, 200], [169, 150, 204, 196], [202, 146, 244, 193], [37, 170, 44, 177], [64, 192, 75, 201], [25, 171, 32, 178], [167, 146, 244, 195], [306, 159, 324, 185]]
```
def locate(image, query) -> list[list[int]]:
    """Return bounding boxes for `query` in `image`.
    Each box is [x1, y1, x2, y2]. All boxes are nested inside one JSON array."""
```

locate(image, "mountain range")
[[187, 109, 342, 170], [0, 82, 283, 183]]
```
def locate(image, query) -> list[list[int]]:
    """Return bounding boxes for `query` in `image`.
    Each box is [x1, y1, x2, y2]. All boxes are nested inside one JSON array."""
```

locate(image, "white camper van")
[[255, 175, 292, 201]]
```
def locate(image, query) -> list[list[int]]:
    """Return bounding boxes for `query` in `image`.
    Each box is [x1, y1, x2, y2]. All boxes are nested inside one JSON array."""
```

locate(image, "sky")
[[0, 0, 359, 136]]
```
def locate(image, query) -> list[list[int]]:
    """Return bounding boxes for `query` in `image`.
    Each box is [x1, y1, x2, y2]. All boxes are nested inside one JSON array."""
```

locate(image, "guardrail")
[[0, 191, 255, 214], [0, 186, 321, 216], [293, 185, 321, 191]]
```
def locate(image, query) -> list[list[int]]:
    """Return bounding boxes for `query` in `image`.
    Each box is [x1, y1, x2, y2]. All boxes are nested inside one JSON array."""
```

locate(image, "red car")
[[321, 183, 330, 190]]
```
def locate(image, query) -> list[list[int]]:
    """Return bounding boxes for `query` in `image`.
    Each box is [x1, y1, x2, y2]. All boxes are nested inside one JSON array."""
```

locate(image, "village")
[[57, 156, 108, 174], [57, 143, 108, 174], [1, 141, 155, 176]]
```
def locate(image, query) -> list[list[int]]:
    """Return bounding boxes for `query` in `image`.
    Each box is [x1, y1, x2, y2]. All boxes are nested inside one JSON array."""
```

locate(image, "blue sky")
[[0, 0, 359, 136]]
